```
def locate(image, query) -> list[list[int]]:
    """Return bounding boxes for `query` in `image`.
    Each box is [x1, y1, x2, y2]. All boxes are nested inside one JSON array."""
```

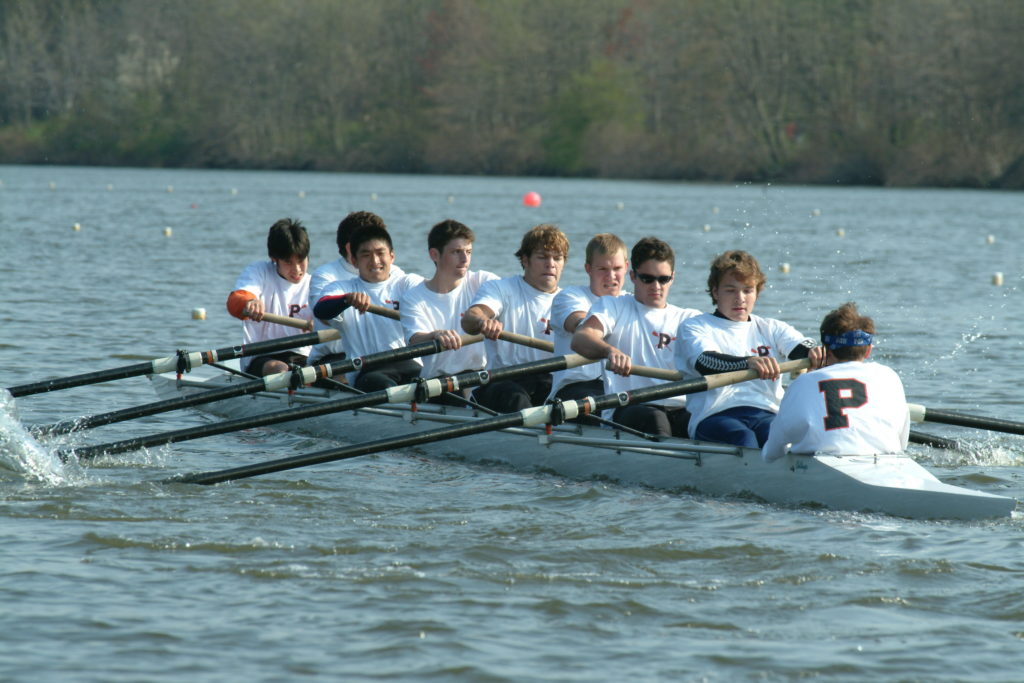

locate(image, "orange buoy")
[[523, 191, 541, 207]]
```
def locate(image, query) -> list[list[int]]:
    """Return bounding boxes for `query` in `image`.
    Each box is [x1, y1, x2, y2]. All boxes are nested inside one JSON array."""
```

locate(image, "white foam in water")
[[0, 390, 67, 485]]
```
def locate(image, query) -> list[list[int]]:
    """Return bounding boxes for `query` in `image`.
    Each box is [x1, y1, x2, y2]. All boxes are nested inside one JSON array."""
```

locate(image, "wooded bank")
[[2, 0, 1022, 188]]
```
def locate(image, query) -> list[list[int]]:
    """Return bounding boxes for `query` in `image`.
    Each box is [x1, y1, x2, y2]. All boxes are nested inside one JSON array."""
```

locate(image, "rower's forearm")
[[788, 339, 817, 360], [694, 350, 750, 375], [570, 334, 610, 360]]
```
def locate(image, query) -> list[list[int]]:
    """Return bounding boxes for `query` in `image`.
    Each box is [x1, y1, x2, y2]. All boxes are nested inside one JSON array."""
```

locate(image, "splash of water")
[[938, 328, 985, 362], [0, 390, 67, 485]]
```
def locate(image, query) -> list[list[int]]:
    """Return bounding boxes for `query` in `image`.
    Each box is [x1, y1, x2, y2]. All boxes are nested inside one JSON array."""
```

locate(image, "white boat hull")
[[149, 370, 1017, 520]]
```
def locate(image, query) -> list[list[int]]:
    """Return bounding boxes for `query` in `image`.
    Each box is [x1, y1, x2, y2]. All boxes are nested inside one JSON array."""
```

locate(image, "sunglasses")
[[634, 272, 673, 285]]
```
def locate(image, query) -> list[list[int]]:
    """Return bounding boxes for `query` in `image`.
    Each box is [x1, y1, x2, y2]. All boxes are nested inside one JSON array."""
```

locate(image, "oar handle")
[[361, 304, 481, 348], [365, 303, 401, 320], [704, 358, 809, 390], [365, 303, 552, 351], [365, 303, 700, 379], [627, 365, 681, 381], [258, 312, 313, 331], [495, 330, 554, 352]]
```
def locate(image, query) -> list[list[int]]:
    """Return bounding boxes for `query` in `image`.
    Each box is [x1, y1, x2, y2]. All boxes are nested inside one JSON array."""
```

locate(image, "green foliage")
[[0, 0, 1021, 187], [543, 60, 644, 175]]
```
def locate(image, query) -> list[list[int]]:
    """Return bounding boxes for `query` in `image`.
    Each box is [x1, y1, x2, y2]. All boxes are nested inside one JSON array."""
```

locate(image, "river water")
[[1, 165, 1022, 681]]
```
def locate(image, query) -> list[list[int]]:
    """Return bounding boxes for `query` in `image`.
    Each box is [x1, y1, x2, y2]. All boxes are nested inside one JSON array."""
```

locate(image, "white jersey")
[[761, 361, 910, 462], [469, 275, 558, 369], [307, 258, 406, 363], [677, 313, 815, 438], [547, 286, 631, 399], [316, 271, 424, 383], [401, 270, 500, 378], [233, 260, 313, 366], [586, 296, 702, 409]]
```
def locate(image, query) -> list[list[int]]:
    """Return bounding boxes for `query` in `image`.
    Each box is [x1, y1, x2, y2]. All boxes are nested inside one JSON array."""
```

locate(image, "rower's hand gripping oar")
[[32, 335, 480, 436], [168, 359, 810, 485], [908, 403, 1024, 437], [62, 352, 597, 461], [6, 329, 340, 398], [360, 303, 682, 381]]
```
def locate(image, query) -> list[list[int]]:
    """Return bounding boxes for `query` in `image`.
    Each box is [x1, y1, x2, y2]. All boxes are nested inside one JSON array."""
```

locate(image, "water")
[[1, 165, 1023, 681]]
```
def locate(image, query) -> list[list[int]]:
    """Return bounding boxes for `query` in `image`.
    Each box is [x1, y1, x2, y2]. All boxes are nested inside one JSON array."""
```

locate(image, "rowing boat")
[[148, 366, 1017, 520]]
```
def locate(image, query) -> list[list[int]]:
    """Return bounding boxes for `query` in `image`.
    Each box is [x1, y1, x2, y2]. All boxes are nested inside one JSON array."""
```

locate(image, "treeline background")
[[2, 0, 1023, 188]]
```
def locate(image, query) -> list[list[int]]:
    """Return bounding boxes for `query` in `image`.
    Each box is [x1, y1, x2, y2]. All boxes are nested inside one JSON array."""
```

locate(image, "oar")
[[360, 303, 681, 381], [256, 312, 313, 331], [169, 359, 810, 485], [908, 403, 1024, 436], [62, 353, 597, 461], [908, 430, 958, 450], [32, 335, 480, 436], [6, 329, 339, 398]]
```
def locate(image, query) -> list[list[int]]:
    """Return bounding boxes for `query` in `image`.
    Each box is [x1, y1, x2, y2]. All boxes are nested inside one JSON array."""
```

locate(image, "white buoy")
[[370, 192, 378, 201], [811, 208, 821, 216], [616, 202, 625, 210], [167, 185, 174, 193], [447, 195, 455, 204], [72, 222, 81, 231], [163, 227, 173, 237], [986, 234, 995, 244], [712, 206, 720, 214], [297, 190, 306, 198], [106, 184, 114, 191], [836, 228, 845, 238], [780, 263, 791, 273], [992, 272, 1004, 286], [49, 181, 57, 190], [703, 224, 711, 232], [231, 188, 239, 196], [191, 307, 206, 320]]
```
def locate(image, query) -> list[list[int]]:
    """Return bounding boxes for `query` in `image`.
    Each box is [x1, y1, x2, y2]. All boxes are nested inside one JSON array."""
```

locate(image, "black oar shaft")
[[172, 413, 526, 485], [34, 339, 446, 435], [42, 381, 271, 437], [8, 360, 156, 398], [919, 408, 1024, 436], [6, 330, 335, 397], [908, 430, 958, 450], [66, 354, 585, 460], [67, 391, 383, 460], [170, 362, 774, 486]]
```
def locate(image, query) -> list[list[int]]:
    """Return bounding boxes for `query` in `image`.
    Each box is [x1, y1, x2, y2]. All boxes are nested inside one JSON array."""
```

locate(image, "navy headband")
[[821, 329, 874, 350]]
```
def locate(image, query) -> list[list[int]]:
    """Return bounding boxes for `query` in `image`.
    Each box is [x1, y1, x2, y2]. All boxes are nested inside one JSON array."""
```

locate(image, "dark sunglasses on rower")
[[634, 272, 673, 285]]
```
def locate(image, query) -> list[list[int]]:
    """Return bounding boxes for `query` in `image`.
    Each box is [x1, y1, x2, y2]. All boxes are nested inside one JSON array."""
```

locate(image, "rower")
[[312, 224, 424, 392], [571, 237, 701, 437], [547, 233, 630, 406], [226, 218, 314, 376], [400, 219, 499, 402], [461, 224, 568, 413], [676, 250, 826, 447], [762, 302, 909, 462], [307, 211, 408, 367]]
